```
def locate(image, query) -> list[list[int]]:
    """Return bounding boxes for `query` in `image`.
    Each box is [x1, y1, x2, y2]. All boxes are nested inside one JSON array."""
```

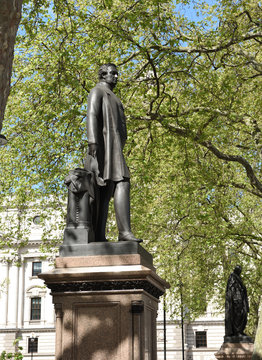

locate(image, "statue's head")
[[98, 63, 118, 89], [234, 265, 242, 276]]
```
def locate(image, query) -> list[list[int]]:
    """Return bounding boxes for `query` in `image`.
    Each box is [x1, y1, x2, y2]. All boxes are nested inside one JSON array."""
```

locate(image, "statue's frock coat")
[[225, 272, 249, 336], [86, 83, 130, 182]]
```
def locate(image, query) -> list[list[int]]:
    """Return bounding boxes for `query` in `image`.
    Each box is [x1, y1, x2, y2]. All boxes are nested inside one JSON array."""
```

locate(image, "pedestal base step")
[[215, 342, 254, 360]]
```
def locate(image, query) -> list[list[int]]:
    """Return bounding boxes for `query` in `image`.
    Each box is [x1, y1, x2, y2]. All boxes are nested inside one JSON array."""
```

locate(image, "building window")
[[33, 215, 41, 225], [31, 297, 41, 320], [28, 337, 38, 353], [196, 331, 207, 348], [157, 329, 165, 341], [32, 261, 42, 276]]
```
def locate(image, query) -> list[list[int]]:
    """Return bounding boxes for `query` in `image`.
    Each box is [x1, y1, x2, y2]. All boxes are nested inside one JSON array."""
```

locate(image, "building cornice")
[[0, 327, 55, 333], [157, 319, 224, 326]]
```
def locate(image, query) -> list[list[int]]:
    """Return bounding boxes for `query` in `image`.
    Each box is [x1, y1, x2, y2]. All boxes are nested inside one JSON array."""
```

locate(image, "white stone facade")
[[157, 304, 224, 360], [0, 220, 225, 359], [0, 240, 55, 358]]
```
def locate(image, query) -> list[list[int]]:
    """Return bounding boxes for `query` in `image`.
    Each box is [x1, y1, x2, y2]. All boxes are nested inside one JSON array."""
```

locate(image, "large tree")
[[0, 0, 23, 133], [0, 0, 262, 336]]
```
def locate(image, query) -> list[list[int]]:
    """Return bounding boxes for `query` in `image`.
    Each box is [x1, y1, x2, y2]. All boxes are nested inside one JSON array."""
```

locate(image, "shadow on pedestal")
[[39, 242, 169, 360]]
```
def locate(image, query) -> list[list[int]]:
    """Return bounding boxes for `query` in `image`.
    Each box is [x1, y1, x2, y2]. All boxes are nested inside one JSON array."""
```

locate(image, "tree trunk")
[[252, 305, 262, 360], [0, 0, 23, 133]]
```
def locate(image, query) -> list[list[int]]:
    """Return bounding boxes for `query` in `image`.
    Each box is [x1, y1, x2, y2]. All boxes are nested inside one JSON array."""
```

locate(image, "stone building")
[[0, 215, 55, 358], [0, 215, 224, 359], [157, 305, 224, 360]]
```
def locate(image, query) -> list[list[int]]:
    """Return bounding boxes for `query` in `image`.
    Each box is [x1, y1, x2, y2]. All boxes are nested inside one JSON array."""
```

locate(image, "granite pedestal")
[[39, 242, 169, 360], [215, 336, 254, 360]]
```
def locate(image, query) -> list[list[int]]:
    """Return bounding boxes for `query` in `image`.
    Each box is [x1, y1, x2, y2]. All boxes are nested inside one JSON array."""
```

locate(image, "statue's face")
[[234, 265, 242, 276], [102, 66, 118, 88]]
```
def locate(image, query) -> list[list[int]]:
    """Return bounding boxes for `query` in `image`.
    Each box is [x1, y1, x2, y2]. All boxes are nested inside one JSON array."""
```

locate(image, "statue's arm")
[[86, 87, 103, 151]]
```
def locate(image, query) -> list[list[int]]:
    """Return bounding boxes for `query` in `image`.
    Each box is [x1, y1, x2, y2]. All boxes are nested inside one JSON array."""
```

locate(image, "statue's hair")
[[98, 63, 118, 80], [234, 265, 242, 274]]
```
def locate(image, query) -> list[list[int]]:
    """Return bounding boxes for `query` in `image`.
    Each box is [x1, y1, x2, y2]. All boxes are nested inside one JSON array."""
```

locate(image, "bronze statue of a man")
[[225, 265, 249, 338], [86, 63, 142, 243]]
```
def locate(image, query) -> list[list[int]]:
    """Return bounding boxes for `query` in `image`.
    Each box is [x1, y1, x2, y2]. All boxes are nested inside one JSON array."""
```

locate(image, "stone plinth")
[[215, 342, 254, 360], [39, 242, 169, 360]]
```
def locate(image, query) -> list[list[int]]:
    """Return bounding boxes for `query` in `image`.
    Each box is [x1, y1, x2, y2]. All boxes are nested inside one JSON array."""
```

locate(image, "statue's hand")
[[88, 143, 98, 158]]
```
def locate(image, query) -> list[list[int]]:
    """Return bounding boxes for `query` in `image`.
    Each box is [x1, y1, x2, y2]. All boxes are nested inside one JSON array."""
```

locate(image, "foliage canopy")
[[0, 0, 262, 334]]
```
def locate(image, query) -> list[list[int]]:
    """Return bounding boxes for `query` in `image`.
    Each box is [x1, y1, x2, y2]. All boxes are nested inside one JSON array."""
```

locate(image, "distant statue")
[[85, 63, 142, 243], [225, 265, 249, 338]]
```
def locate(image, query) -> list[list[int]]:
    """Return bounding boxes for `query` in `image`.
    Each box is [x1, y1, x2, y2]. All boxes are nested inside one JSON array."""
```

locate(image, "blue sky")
[[176, 0, 218, 24]]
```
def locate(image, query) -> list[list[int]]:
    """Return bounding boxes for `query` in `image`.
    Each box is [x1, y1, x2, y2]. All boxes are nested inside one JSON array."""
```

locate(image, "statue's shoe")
[[118, 232, 143, 243], [95, 237, 108, 242]]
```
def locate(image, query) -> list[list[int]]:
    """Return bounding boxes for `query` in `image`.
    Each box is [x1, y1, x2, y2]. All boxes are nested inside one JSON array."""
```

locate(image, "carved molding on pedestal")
[[48, 280, 164, 299]]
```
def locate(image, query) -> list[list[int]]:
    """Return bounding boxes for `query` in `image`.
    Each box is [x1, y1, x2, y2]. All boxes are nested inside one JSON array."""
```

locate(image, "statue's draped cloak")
[[225, 272, 249, 336], [86, 83, 130, 182]]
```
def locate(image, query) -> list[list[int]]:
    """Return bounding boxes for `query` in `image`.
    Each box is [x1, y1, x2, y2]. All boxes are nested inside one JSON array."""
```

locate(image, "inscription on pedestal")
[[74, 302, 120, 360]]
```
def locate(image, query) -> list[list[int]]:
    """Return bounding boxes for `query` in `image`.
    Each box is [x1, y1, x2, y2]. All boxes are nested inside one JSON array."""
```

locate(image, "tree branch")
[[201, 140, 262, 193], [230, 182, 262, 199], [150, 32, 262, 55], [153, 115, 262, 196]]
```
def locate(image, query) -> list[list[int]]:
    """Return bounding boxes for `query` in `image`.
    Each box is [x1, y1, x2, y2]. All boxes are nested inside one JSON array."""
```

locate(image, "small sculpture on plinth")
[[224, 265, 252, 343], [63, 168, 96, 244]]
